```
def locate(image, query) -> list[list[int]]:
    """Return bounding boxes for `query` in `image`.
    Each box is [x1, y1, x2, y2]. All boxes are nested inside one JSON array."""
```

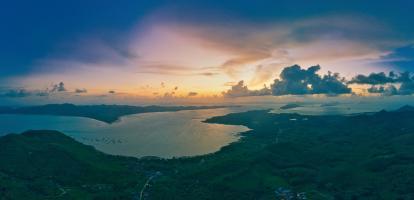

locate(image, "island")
[[1, 106, 414, 199], [320, 101, 340, 107], [0, 103, 230, 123], [279, 103, 302, 110]]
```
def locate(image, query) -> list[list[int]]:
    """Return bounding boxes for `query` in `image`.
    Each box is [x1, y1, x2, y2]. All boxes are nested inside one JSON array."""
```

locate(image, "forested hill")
[[2, 106, 414, 199], [0, 130, 145, 199]]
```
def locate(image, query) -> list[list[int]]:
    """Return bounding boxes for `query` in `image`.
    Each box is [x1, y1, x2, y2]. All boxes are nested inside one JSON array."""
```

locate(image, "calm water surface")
[[0, 100, 410, 158], [0, 108, 250, 158]]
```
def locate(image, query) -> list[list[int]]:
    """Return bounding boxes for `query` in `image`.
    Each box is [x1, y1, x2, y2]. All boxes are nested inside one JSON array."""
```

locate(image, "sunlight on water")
[[0, 99, 412, 158], [0, 108, 249, 158]]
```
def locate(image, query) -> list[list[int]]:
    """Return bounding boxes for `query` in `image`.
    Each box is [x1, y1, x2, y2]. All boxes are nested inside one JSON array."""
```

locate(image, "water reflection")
[[0, 108, 249, 158], [0, 99, 411, 158]]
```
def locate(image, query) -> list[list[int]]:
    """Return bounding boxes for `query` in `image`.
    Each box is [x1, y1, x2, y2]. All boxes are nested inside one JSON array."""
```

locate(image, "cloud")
[[379, 44, 414, 71], [188, 92, 198, 97], [196, 72, 219, 76], [75, 88, 87, 93], [35, 91, 49, 97], [163, 92, 175, 98], [135, 64, 221, 77], [249, 64, 278, 87], [1, 88, 52, 98], [223, 65, 352, 97], [270, 65, 351, 95], [108, 90, 116, 94], [351, 71, 414, 95], [399, 78, 414, 95], [5, 13, 404, 98], [366, 84, 414, 96], [367, 85, 398, 96], [1, 89, 32, 98], [0, 81, 70, 98], [348, 72, 396, 85], [50, 82, 66, 92], [221, 52, 271, 78], [222, 81, 250, 97], [224, 82, 237, 86], [350, 71, 413, 85], [167, 15, 393, 84], [222, 80, 271, 97]]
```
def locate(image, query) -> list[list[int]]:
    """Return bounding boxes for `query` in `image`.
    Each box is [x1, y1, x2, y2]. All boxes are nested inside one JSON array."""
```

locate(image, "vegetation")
[[0, 104, 228, 123], [0, 130, 146, 199], [2, 106, 414, 199]]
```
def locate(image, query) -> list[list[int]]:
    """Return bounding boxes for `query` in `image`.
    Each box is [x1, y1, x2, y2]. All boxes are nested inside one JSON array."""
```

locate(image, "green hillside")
[[2, 107, 414, 199], [0, 130, 145, 199]]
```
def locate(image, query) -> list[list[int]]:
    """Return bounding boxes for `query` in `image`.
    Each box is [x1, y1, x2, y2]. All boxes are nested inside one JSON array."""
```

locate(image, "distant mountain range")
[[0, 103, 229, 123], [396, 105, 414, 112]]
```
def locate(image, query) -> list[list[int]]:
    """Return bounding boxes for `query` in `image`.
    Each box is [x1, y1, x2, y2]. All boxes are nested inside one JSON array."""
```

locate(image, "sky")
[[1, 0, 414, 105]]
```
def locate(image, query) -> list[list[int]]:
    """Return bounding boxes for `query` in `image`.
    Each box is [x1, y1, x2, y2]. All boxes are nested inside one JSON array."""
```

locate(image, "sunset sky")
[[1, 1, 414, 104]]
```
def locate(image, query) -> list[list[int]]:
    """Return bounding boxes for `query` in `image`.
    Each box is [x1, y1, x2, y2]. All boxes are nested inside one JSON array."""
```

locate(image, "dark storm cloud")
[[271, 65, 351, 96], [222, 81, 271, 97], [399, 79, 414, 95], [351, 71, 414, 95], [350, 71, 414, 86], [348, 72, 397, 85], [223, 65, 351, 97], [366, 84, 414, 96], [367, 85, 398, 96]]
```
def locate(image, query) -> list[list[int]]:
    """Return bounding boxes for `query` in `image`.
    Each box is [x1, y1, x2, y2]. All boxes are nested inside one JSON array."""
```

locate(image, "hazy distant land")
[[0, 103, 230, 123], [279, 103, 302, 110]]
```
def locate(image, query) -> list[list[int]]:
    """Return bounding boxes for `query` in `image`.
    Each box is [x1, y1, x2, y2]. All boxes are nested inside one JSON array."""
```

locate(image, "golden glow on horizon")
[[6, 15, 400, 99]]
